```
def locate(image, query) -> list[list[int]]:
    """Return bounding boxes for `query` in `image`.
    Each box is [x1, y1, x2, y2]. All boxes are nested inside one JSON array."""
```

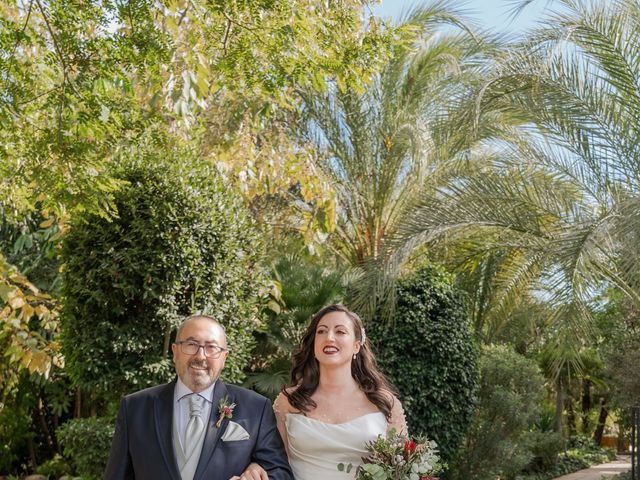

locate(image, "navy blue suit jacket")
[[104, 380, 292, 480]]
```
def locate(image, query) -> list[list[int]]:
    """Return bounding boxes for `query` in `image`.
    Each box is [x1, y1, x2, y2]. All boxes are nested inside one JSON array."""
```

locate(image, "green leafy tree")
[[0, 0, 396, 390], [60, 149, 264, 404], [449, 345, 545, 480], [416, 0, 640, 334], [374, 4, 640, 429]]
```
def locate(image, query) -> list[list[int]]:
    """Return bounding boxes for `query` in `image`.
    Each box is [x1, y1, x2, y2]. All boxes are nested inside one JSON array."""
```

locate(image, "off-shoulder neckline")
[[285, 411, 385, 427]]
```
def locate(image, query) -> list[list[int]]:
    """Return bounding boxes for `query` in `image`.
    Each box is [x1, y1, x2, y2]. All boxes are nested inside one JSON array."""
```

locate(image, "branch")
[[222, 17, 231, 55], [16, 86, 60, 106], [177, 1, 190, 27], [10, 0, 34, 59], [33, 0, 68, 82], [220, 10, 270, 49]]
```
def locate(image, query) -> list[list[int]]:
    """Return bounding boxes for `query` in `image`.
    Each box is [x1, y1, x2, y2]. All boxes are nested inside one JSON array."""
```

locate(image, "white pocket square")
[[221, 421, 250, 442]]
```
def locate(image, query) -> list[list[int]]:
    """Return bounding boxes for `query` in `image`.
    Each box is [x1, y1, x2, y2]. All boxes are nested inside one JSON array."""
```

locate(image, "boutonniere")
[[215, 395, 236, 428]]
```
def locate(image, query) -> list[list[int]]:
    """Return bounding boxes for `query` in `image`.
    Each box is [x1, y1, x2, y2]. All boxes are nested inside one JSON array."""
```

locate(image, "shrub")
[[518, 437, 617, 480], [448, 345, 545, 480], [525, 431, 564, 471], [0, 388, 32, 473], [367, 264, 478, 464], [36, 454, 72, 479], [57, 417, 114, 479], [60, 152, 264, 401]]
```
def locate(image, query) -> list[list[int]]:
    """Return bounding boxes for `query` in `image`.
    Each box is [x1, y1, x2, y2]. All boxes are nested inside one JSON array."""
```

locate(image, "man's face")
[[172, 318, 228, 393]]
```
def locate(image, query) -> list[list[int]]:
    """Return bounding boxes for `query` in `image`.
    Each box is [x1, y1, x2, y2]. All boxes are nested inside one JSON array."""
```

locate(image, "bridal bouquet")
[[338, 429, 443, 480]]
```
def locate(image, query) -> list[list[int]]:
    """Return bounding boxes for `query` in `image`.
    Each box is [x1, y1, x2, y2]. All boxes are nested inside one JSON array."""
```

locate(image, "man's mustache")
[[188, 360, 209, 369]]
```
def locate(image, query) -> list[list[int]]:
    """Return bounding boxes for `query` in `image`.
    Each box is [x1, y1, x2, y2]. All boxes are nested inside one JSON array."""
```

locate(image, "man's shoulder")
[[224, 383, 270, 405], [124, 380, 174, 402]]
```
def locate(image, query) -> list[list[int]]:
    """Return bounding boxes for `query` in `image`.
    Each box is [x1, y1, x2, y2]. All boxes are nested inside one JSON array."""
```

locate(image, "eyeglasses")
[[175, 340, 228, 358]]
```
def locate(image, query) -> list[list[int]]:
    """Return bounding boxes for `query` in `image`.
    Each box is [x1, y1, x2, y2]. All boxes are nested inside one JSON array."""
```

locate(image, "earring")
[[353, 353, 357, 360]]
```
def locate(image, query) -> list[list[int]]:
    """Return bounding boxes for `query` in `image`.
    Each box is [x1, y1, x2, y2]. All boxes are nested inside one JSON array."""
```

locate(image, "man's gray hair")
[[176, 314, 228, 345]]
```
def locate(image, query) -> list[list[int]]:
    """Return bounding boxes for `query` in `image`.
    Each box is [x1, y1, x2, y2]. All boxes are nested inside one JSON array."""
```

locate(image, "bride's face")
[[313, 311, 360, 366]]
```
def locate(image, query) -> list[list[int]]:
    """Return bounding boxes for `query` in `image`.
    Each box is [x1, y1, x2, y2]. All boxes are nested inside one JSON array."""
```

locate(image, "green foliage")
[[0, 367, 74, 475], [0, 208, 60, 292], [0, 385, 32, 473], [0, 0, 162, 218], [57, 417, 114, 480], [36, 454, 72, 479], [244, 251, 346, 398], [0, 0, 394, 220], [449, 344, 544, 480], [519, 436, 617, 480], [60, 151, 264, 400], [0, 207, 64, 396], [524, 431, 564, 472], [597, 291, 640, 411], [367, 264, 478, 464], [0, 254, 62, 395], [304, 3, 499, 319]]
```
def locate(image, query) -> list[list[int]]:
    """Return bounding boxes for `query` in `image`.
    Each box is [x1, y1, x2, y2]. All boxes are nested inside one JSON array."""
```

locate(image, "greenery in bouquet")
[[338, 429, 444, 480]]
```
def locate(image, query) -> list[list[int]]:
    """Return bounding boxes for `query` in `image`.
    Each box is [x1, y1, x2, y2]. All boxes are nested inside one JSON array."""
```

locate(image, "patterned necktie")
[[184, 395, 205, 458]]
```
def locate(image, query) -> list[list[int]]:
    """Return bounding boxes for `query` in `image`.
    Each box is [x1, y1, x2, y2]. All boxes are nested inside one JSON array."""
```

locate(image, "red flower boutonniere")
[[215, 395, 236, 428]]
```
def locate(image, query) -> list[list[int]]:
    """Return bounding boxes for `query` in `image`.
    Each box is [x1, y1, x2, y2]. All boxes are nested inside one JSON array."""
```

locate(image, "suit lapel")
[[154, 380, 181, 480], [194, 381, 230, 480]]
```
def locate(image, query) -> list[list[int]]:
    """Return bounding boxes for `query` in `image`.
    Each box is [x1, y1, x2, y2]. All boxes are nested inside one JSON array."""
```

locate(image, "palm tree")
[[390, 0, 640, 327], [302, 1, 510, 318], [381, 1, 640, 432], [243, 253, 347, 398]]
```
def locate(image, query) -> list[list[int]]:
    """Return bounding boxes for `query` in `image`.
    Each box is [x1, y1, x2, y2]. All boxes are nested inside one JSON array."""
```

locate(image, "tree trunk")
[[593, 400, 609, 446], [567, 397, 576, 435], [163, 324, 173, 358], [581, 379, 591, 434], [554, 378, 564, 433], [37, 394, 55, 452], [75, 387, 82, 418], [27, 435, 37, 472]]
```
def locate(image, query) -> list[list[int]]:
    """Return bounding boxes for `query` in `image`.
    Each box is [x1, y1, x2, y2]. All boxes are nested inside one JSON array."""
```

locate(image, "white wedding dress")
[[284, 412, 387, 480]]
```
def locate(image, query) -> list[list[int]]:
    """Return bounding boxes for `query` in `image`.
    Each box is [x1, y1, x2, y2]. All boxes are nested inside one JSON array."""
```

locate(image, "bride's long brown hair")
[[283, 304, 396, 420]]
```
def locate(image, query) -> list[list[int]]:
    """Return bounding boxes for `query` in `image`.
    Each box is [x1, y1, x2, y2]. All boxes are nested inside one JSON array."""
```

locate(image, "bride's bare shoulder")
[[273, 387, 298, 415]]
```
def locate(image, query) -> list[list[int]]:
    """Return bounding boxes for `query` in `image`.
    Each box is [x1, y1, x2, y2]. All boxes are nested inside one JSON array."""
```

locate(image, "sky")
[[373, 0, 558, 36]]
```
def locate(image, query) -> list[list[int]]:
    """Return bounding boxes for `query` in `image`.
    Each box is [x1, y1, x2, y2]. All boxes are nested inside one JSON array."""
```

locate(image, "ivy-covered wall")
[[368, 265, 478, 464]]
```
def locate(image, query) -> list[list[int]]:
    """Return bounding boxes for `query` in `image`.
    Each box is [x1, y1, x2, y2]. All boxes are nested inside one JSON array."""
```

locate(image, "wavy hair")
[[283, 304, 396, 420]]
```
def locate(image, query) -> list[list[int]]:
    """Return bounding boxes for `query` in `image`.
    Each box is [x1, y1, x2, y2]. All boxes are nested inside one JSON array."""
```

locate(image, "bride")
[[273, 304, 406, 480]]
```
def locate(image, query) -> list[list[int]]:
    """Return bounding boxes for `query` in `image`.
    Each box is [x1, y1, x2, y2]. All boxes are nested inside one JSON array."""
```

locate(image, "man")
[[104, 315, 292, 480]]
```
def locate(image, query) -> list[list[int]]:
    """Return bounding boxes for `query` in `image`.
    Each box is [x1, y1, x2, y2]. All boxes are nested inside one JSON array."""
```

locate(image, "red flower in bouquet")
[[404, 440, 417, 455]]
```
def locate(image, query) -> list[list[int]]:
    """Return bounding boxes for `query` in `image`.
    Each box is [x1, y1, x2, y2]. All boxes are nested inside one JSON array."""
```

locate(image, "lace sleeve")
[[273, 392, 290, 454], [387, 394, 408, 436]]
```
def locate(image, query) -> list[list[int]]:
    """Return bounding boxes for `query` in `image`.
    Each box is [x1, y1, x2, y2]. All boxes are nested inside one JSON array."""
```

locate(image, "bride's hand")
[[229, 462, 268, 480]]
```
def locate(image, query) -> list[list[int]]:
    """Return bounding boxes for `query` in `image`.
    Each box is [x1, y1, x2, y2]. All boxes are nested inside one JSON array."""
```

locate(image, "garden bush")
[[448, 344, 545, 480], [518, 437, 617, 480], [57, 417, 114, 479], [0, 387, 32, 473], [35, 454, 72, 479], [60, 151, 264, 401], [525, 431, 564, 471], [367, 264, 478, 464]]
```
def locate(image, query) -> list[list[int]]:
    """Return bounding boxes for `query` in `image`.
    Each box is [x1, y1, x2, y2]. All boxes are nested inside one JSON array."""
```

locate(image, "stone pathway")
[[551, 457, 631, 480]]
